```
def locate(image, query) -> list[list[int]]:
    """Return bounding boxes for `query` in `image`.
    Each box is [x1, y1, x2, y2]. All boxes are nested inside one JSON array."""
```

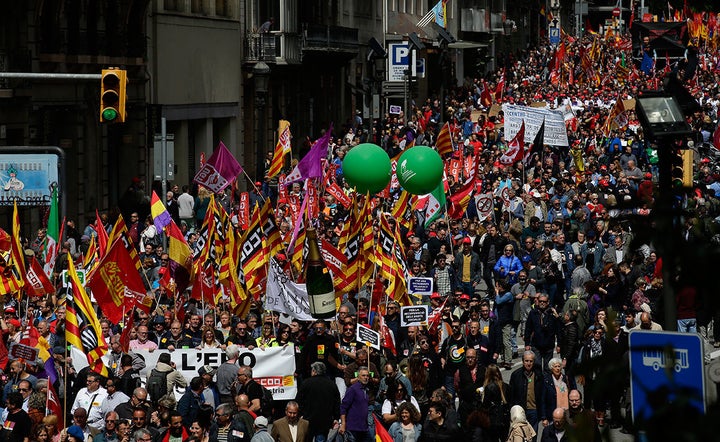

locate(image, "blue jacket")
[[389, 422, 421, 442], [541, 371, 577, 421], [177, 389, 203, 427], [494, 291, 515, 326], [494, 255, 523, 284]]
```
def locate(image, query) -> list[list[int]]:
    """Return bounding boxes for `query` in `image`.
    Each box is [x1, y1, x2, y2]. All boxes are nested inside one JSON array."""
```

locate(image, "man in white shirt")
[[71, 372, 108, 430], [177, 185, 195, 229], [99, 377, 130, 430]]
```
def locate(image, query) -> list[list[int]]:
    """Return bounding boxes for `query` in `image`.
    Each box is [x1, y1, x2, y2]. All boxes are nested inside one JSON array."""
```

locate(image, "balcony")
[[244, 32, 302, 65], [301, 24, 359, 58]]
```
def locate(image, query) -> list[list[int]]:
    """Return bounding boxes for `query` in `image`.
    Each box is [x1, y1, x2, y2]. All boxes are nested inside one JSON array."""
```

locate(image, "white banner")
[[265, 259, 314, 321], [502, 104, 569, 147], [70, 346, 297, 400]]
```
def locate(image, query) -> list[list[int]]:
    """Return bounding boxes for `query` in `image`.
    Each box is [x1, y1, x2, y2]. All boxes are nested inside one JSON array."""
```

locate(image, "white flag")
[[264, 258, 314, 321]]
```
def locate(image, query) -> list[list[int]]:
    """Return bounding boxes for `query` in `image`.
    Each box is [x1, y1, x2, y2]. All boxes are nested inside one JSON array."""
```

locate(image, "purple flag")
[[284, 124, 333, 184], [193, 142, 243, 193]]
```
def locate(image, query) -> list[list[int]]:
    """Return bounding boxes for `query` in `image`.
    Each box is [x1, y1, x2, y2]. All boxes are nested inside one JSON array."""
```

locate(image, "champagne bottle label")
[[308, 290, 336, 317]]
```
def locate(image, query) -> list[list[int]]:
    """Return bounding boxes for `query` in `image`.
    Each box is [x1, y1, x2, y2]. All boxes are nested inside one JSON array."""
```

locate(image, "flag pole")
[[243, 169, 267, 202]]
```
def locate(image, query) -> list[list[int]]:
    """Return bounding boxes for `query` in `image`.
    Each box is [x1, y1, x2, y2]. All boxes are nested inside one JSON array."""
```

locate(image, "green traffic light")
[[102, 108, 118, 121]]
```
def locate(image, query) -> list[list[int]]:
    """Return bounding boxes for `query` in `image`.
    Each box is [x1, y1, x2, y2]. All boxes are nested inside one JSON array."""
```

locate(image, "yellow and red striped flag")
[[435, 122, 453, 157], [267, 120, 292, 178], [0, 201, 26, 296], [65, 253, 109, 377]]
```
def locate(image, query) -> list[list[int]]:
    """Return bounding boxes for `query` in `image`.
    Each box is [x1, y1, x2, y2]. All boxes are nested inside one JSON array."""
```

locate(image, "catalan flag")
[[267, 120, 292, 178], [0, 201, 26, 296], [65, 253, 109, 377], [241, 203, 268, 298], [435, 122, 453, 157]]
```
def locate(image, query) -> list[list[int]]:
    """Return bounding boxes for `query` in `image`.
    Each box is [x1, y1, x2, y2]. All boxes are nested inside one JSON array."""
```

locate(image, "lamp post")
[[253, 61, 270, 181], [635, 92, 694, 331]]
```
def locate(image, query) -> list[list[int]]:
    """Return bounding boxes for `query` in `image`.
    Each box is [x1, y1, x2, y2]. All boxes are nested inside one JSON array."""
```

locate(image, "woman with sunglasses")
[[381, 380, 421, 426]]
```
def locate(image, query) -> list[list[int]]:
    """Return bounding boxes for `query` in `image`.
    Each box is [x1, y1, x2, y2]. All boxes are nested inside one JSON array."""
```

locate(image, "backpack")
[[146, 369, 169, 404], [259, 383, 274, 419]]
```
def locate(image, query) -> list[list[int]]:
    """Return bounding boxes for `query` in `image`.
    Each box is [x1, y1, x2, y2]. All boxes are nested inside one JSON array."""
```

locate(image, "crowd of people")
[[4, 18, 720, 442]]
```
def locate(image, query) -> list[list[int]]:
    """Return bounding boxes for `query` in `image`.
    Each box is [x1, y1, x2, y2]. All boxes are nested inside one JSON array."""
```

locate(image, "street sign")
[[549, 26, 560, 45], [629, 330, 705, 421], [387, 43, 425, 81]]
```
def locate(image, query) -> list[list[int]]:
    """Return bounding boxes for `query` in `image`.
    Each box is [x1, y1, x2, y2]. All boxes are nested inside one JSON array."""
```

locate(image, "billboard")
[[0, 154, 59, 205]]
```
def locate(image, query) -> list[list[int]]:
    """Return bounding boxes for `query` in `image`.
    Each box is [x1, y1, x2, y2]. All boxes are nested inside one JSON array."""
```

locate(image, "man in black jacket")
[[509, 351, 545, 429], [296, 361, 341, 442], [524, 294, 560, 372]]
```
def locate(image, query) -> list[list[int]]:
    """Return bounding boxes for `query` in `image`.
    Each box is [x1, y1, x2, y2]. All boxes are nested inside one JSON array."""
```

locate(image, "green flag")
[[423, 179, 447, 228], [44, 187, 59, 270]]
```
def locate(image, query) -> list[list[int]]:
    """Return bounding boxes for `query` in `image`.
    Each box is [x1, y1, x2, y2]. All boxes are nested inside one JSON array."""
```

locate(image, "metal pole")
[[161, 117, 168, 249], [0, 72, 101, 80]]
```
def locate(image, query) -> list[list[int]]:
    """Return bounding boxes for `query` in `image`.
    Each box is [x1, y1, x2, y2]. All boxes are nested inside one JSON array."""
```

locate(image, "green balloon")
[[397, 146, 444, 195], [342, 143, 391, 194]]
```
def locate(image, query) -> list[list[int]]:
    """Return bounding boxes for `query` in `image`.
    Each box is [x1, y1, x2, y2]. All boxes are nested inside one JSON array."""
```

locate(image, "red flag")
[[447, 182, 475, 219], [24, 257, 55, 298], [713, 124, 720, 150], [325, 182, 352, 208], [20, 324, 39, 348], [480, 80, 493, 107], [238, 192, 250, 228], [95, 210, 109, 258], [373, 414, 394, 442], [87, 239, 147, 324], [46, 381, 64, 428], [498, 121, 526, 165], [119, 311, 135, 353], [495, 70, 505, 101], [378, 316, 397, 356]]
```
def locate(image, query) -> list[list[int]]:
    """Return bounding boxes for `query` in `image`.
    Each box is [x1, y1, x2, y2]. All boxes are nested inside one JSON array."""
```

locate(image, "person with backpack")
[[147, 353, 187, 406], [235, 366, 273, 421], [177, 377, 204, 428]]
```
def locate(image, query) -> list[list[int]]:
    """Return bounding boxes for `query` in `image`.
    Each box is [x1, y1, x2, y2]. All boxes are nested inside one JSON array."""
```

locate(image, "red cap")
[[462, 237, 472, 244], [644, 172, 652, 179], [8, 319, 21, 328], [430, 292, 442, 300], [459, 294, 471, 300]]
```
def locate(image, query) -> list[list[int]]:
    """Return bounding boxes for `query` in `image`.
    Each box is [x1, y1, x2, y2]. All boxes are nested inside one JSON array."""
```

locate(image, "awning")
[[448, 40, 489, 49]]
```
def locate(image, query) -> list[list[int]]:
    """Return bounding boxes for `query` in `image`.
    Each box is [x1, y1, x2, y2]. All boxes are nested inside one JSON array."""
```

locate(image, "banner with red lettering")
[[238, 192, 250, 229], [326, 183, 352, 209], [307, 180, 319, 219]]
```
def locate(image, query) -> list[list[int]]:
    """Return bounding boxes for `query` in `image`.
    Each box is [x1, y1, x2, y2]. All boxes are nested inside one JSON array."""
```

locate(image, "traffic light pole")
[[0, 73, 101, 80], [656, 141, 678, 331]]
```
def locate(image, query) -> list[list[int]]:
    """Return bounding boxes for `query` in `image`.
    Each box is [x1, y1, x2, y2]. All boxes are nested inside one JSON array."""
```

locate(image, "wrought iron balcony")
[[245, 32, 302, 65], [301, 24, 359, 54]]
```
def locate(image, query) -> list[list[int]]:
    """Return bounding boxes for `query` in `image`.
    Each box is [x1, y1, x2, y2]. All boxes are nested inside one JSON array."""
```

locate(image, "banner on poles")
[[502, 104, 569, 146], [265, 258, 314, 321], [70, 346, 297, 400]]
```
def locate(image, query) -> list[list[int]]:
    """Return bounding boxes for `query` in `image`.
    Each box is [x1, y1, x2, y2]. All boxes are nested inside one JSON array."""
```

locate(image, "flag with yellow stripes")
[[65, 253, 109, 377], [240, 203, 268, 298], [0, 201, 25, 296]]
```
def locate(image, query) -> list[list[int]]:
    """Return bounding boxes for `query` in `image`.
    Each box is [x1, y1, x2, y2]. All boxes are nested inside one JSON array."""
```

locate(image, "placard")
[[502, 104, 569, 146], [407, 277, 433, 299], [400, 305, 429, 327], [9, 343, 39, 362], [356, 324, 380, 350]]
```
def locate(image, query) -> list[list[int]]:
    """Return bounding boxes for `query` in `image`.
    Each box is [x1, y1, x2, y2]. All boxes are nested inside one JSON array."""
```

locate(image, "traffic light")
[[671, 148, 694, 187], [100, 68, 127, 123]]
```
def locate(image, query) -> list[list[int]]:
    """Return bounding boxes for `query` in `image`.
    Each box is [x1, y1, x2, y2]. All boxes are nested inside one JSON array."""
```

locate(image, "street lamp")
[[635, 92, 693, 141], [253, 61, 270, 180]]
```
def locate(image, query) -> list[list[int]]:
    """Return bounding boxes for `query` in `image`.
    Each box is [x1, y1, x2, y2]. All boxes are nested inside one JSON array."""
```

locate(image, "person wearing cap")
[[452, 293, 471, 322], [250, 416, 273, 442], [197, 365, 220, 409], [453, 237, 481, 298], [429, 253, 456, 299]]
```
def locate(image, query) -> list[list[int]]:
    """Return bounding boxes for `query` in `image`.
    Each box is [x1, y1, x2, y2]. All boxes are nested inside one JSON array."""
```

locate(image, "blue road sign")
[[549, 27, 560, 45], [629, 330, 705, 421]]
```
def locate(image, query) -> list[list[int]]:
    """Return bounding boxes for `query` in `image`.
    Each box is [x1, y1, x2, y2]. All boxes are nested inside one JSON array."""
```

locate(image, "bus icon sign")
[[642, 348, 689, 372], [629, 330, 705, 420]]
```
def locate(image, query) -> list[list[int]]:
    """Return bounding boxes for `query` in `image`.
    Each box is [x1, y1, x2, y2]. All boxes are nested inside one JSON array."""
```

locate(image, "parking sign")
[[629, 330, 705, 421]]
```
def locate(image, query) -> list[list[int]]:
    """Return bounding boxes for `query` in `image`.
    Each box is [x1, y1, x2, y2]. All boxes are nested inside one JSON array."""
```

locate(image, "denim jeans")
[[677, 318, 697, 333]]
